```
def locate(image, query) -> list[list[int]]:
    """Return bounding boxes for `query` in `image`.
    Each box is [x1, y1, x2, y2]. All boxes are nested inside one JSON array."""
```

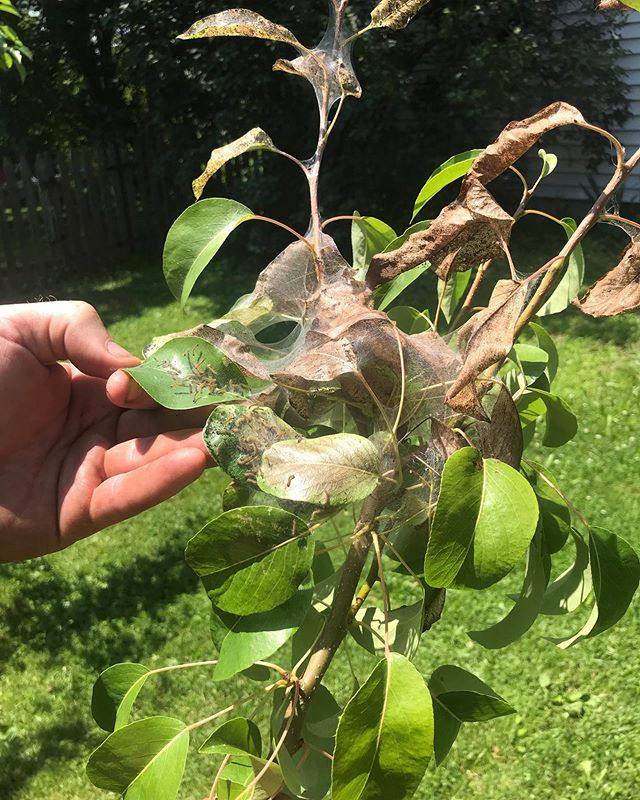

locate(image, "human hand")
[[0, 301, 212, 563]]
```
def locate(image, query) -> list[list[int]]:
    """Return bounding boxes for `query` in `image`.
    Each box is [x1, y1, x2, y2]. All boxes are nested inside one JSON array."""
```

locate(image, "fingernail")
[[107, 339, 134, 359], [125, 378, 144, 404]]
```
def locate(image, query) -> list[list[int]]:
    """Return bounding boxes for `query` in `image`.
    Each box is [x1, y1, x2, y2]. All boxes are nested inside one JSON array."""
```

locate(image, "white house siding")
[[533, 5, 640, 202]]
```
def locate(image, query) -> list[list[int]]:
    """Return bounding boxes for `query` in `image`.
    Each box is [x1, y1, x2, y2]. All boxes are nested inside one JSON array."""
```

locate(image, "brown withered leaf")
[[370, 0, 432, 30], [594, 1, 627, 10], [367, 178, 513, 287], [193, 128, 276, 200], [275, 319, 459, 427], [178, 10, 303, 49], [430, 419, 467, 462], [446, 280, 527, 418], [574, 239, 640, 317], [473, 385, 523, 468], [468, 102, 585, 186]]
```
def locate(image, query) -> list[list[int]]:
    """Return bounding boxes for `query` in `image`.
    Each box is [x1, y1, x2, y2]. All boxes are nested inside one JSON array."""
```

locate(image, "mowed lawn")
[[1, 227, 639, 800]]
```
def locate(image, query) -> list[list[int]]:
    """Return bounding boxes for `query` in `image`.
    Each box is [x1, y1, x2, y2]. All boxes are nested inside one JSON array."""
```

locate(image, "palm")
[[0, 303, 210, 563]]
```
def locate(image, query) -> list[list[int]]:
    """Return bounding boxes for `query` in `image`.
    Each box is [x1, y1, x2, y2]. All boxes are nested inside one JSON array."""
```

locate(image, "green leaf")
[[526, 388, 578, 447], [91, 663, 150, 733], [387, 306, 431, 334], [126, 337, 250, 410], [279, 745, 331, 800], [375, 261, 431, 311], [541, 529, 592, 616], [522, 461, 571, 554], [0, 2, 19, 17], [438, 269, 472, 324], [350, 599, 425, 659], [538, 218, 584, 316], [429, 665, 515, 765], [332, 653, 433, 800], [512, 343, 549, 385], [212, 589, 312, 681], [550, 528, 640, 649], [425, 448, 539, 590], [199, 717, 262, 757], [205, 405, 298, 483], [86, 716, 189, 800], [219, 756, 284, 798], [351, 214, 397, 280], [258, 433, 381, 506], [622, 0, 640, 11], [186, 506, 314, 616], [412, 149, 483, 221], [304, 684, 342, 745], [536, 148, 558, 181], [529, 321, 559, 381], [468, 533, 549, 649], [164, 199, 253, 306]]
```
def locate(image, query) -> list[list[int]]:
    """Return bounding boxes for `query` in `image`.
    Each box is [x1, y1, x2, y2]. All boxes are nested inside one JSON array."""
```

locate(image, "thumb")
[[2, 301, 140, 379]]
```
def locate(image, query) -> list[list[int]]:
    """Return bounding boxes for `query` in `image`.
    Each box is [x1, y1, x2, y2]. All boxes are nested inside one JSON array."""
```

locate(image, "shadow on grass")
[[0, 523, 203, 671], [0, 718, 92, 799], [0, 719, 89, 800]]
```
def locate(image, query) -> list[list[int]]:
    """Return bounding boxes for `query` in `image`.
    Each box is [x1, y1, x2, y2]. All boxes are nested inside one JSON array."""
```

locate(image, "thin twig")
[[239, 683, 300, 800], [372, 532, 391, 658], [208, 755, 232, 800], [514, 144, 640, 338]]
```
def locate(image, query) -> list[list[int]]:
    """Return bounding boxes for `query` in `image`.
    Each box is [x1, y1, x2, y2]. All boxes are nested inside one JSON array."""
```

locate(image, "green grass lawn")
[[1, 227, 639, 800]]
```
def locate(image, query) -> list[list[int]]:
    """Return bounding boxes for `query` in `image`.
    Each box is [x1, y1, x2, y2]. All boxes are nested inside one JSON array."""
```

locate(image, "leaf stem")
[[251, 215, 315, 253], [239, 682, 300, 800], [321, 214, 363, 229], [187, 682, 281, 734], [372, 532, 391, 658], [208, 754, 232, 800], [450, 259, 492, 328]]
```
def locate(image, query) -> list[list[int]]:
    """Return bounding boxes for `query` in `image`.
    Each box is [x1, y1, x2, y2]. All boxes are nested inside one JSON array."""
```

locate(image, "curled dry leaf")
[[467, 102, 585, 186], [446, 280, 527, 419], [193, 128, 276, 200], [574, 238, 640, 316], [367, 178, 513, 287], [178, 10, 303, 49], [370, 0, 432, 30], [473, 385, 524, 468]]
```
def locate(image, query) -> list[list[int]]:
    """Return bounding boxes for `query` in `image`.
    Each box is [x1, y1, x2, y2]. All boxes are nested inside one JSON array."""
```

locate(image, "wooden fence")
[[0, 141, 181, 297]]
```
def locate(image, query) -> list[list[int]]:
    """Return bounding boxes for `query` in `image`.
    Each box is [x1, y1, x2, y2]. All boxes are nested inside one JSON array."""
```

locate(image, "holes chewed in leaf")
[[574, 238, 640, 316], [367, 179, 513, 286]]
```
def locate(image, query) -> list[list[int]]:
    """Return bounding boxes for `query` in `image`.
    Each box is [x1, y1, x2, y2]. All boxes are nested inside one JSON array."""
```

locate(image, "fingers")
[[103, 430, 212, 477], [87, 449, 208, 534], [116, 405, 215, 443], [1, 301, 139, 379], [106, 368, 158, 409]]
